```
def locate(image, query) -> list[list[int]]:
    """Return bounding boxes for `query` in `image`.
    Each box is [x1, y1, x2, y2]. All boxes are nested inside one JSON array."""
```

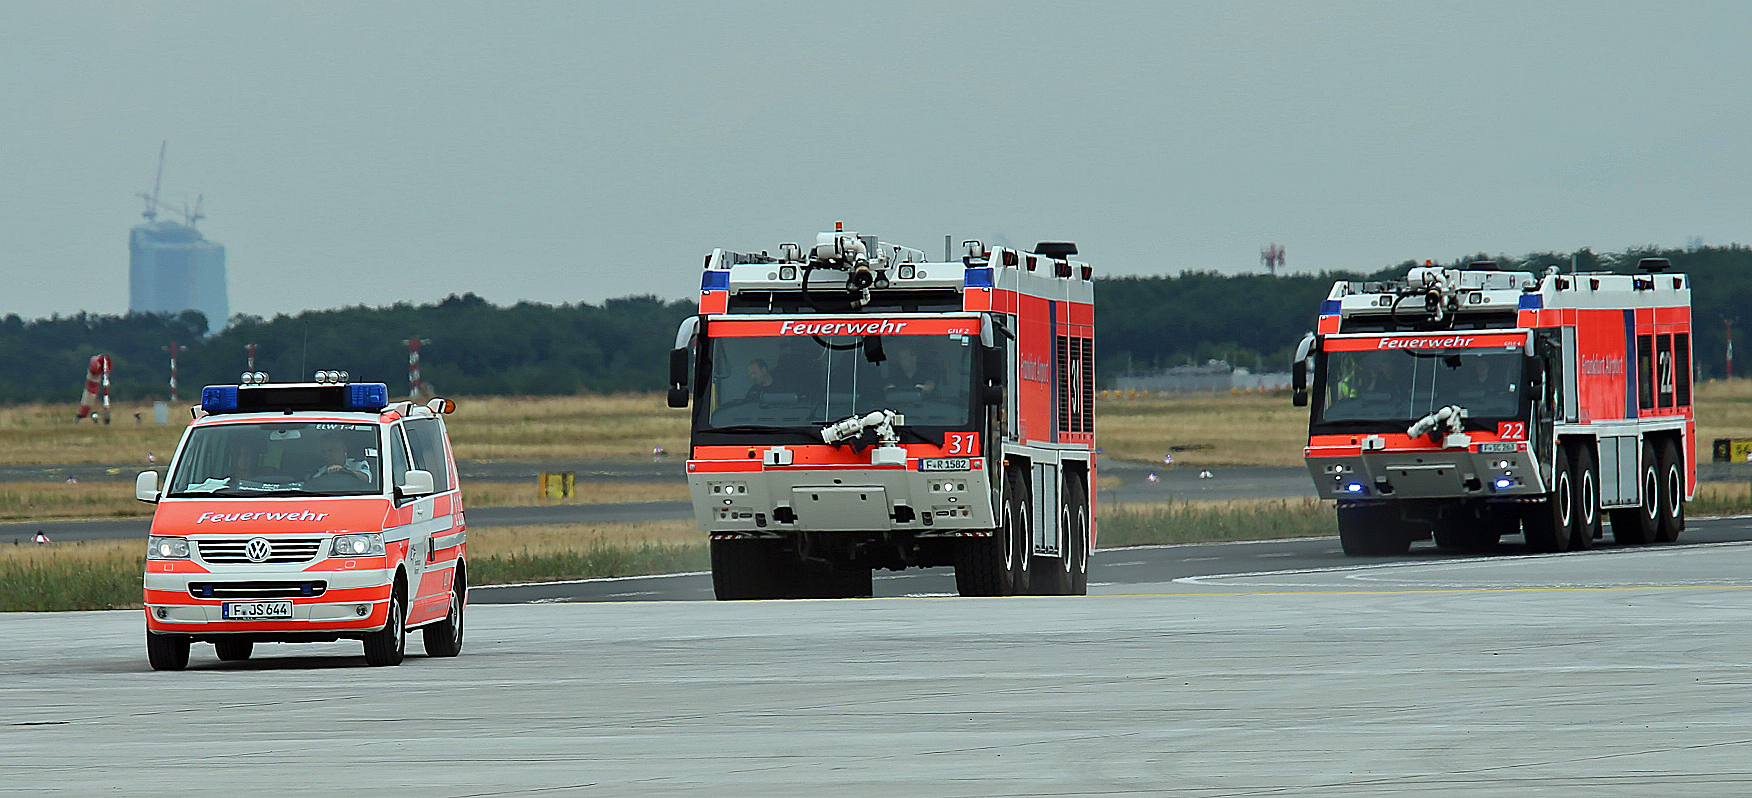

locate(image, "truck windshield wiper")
[[698, 424, 818, 435]]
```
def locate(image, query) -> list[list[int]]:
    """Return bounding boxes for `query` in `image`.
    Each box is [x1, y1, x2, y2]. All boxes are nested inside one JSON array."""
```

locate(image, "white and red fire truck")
[[138, 372, 466, 669], [668, 224, 1096, 598], [1293, 259, 1693, 555]]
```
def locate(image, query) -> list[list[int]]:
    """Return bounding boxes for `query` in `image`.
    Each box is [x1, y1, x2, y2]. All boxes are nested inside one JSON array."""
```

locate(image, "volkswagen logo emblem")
[[244, 537, 272, 563]]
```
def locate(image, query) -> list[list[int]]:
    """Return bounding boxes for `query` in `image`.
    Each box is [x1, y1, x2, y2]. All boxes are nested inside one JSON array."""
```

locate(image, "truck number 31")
[[945, 433, 979, 455]]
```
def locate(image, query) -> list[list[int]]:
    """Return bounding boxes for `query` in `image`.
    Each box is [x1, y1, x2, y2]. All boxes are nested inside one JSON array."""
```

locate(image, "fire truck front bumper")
[[1307, 449, 1546, 501]]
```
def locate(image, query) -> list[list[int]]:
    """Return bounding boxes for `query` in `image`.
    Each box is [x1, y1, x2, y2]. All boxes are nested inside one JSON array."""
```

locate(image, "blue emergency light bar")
[[200, 382, 390, 414]]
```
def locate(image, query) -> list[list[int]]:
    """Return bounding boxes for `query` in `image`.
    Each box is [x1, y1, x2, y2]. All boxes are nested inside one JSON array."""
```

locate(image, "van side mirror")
[[398, 469, 435, 498], [982, 385, 1004, 405], [1292, 389, 1308, 408], [135, 471, 160, 503], [1291, 360, 1308, 407]]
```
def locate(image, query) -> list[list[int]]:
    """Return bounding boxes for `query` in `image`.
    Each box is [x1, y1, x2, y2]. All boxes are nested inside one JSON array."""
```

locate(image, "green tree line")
[[2, 245, 1745, 405]]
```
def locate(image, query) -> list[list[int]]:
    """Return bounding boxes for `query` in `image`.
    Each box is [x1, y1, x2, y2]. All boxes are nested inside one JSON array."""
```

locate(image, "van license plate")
[[919, 458, 971, 472], [222, 601, 293, 620]]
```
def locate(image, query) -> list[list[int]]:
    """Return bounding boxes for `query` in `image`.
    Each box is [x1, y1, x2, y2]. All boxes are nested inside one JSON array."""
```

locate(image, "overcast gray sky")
[[5, 1, 1750, 321]]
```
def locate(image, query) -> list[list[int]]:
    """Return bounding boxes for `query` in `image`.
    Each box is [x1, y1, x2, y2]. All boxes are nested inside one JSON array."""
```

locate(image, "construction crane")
[[138, 141, 205, 228]]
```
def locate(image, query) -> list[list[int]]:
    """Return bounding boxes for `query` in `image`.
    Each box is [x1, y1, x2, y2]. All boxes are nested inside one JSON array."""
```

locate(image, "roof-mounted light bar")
[[197, 378, 389, 414]]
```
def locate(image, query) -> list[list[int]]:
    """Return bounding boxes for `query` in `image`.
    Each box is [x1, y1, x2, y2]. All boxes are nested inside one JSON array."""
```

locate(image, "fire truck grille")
[[198, 537, 326, 564], [188, 581, 329, 599]]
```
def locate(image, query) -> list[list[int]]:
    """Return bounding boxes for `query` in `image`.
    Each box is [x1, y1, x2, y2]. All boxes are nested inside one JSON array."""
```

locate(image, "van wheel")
[[146, 631, 190, 671], [1655, 439, 1685, 543], [422, 569, 466, 657], [214, 639, 253, 661], [363, 591, 406, 666]]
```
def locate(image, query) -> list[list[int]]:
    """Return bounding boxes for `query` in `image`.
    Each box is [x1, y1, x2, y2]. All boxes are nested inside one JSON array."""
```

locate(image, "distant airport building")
[[128, 220, 228, 332]]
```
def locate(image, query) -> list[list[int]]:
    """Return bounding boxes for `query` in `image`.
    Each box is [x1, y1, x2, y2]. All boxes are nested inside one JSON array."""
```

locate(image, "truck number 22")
[[1498, 422, 1526, 441]]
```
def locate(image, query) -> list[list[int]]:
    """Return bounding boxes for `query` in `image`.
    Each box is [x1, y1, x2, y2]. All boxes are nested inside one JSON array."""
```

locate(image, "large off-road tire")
[[362, 589, 406, 667], [1569, 443, 1600, 551], [146, 631, 190, 671], [422, 566, 466, 657], [1336, 503, 1411, 556], [1067, 472, 1090, 596], [954, 465, 1027, 597], [1431, 516, 1499, 552], [213, 639, 253, 661], [712, 537, 784, 600], [1523, 446, 1574, 553], [1028, 473, 1077, 596], [791, 561, 873, 599], [1655, 438, 1685, 543], [1611, 441, 1661, 545]]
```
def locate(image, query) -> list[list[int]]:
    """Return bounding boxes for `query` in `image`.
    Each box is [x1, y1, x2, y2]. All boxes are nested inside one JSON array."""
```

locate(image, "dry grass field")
[[7, 381, 1748, 469]]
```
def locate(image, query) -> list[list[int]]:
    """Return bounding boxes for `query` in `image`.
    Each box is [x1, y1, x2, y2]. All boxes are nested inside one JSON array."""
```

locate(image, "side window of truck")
[[404, 418, 453, 492], [1636, 335, 1654, 411], [1676, 333, 1692, 406]]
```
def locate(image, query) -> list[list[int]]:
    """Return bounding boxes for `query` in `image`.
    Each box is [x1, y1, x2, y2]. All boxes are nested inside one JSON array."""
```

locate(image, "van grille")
[[198, 537, 326, 564], [188, 581, 328, 599]]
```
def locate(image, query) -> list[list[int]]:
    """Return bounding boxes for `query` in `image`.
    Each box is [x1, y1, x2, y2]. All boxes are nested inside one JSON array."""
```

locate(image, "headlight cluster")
[[330, 533, 385, 557], [147, 536, 191, 560]]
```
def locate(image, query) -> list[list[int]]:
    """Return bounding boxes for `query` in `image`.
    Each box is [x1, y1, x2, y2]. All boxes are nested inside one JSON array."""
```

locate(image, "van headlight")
[[330, 533, 385, 557], [147, 536, 191, 560]]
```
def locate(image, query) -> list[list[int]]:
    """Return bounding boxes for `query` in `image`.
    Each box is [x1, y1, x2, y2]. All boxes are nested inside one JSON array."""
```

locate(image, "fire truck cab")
[[1294, 260, 1693, 555], [669, 225, 1096, 599], [137, 372, 466, 669]]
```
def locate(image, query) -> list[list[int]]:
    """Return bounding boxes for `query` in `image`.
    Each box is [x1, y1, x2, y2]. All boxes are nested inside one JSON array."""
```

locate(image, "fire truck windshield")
[[164, 422, 383, 497], [703, 333, 975, 429], [1317, 349, 1525, 426]]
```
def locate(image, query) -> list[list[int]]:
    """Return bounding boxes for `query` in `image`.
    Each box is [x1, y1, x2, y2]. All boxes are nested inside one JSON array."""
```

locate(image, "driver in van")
[[311, 434, 371, 483]]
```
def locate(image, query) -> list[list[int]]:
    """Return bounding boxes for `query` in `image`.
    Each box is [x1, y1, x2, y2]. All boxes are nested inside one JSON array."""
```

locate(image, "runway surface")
[[6, 540, 1752, 796]]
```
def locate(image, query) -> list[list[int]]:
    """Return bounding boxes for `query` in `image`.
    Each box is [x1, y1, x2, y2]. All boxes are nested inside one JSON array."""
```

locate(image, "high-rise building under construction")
[[129, 143, 228, 331], [129, 220, 228, 330]]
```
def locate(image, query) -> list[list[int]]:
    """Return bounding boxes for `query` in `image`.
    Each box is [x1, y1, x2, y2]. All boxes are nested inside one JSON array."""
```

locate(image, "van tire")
[[146, 631, 190, 671], [422, 568, 466, 657], [214, 639, 253, 661], [363, 590, 406, 666]]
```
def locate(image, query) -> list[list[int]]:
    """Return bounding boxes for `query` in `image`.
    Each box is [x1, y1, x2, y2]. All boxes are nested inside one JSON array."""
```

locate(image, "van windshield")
[[164, 422, 382, 497]]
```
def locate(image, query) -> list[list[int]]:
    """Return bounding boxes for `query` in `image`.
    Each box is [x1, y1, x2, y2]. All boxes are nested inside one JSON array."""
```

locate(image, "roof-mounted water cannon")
[[1393, 261, 1461, 328], [963, 239, 987, 264]]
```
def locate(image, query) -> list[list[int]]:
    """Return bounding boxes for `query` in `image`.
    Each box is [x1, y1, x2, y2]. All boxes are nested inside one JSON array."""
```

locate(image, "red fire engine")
[[1293, 259, 1693, 555], [668, 224, 1095, 598]]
